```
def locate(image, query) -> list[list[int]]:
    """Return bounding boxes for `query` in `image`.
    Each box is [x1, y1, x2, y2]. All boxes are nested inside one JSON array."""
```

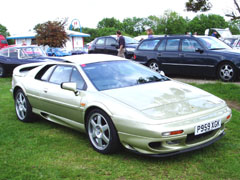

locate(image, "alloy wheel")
[[88, 112, 110, 150]]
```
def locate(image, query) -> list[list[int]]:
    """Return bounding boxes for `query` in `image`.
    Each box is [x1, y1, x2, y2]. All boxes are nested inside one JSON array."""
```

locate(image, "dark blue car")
[[0, 46, 62, 77], [88, 35, 139, 59]]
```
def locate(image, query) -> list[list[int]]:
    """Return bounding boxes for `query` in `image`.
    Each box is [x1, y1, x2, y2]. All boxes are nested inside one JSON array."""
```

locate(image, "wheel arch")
[[13, 86, 26, 98], [84, 105, 113, 128]]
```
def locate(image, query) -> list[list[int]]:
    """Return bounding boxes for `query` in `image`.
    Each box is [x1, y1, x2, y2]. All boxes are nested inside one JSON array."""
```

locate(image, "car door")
[[105, 37, 118, 55], [179, 38, 214, 76], [94, 37, 106, 54], [157, 38, 181, 74], [37, 65, 86, 123]]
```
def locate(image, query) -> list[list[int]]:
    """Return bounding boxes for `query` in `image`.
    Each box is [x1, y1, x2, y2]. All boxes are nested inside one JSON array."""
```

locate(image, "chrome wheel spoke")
[[102, 124, 109, 132], [102, 134, 109, 144]]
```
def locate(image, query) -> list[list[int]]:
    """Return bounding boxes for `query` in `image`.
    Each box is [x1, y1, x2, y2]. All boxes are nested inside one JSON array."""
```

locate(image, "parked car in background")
[[46, 47, 72, 56], [88, 35, 139, 59], [133, 35, 240, 82], [0, 45, 62, 77], [11, 54, 231, 156], [71, 46, 88, 55], [0, 35, 8, 49]]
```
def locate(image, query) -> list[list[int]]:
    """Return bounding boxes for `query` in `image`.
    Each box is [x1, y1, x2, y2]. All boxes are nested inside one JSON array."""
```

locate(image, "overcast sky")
[[0, 0, 234, 35]]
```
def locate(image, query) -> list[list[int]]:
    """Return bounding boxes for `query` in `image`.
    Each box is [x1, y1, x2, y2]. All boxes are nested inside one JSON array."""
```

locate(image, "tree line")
[[1, 10, 240, 47]]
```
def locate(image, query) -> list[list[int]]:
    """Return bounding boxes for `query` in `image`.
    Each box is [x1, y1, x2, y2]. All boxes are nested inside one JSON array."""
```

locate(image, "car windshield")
[[20, 47, 47, 58], [198, 37, 232, 50], [124, 36, 139, 44], [81, 60, 169, 91]]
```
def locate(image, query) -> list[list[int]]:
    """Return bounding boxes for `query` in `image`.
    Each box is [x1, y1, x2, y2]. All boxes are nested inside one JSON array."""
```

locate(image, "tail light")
[[88, 45, 91, 50], [133, 54, 136, 60]]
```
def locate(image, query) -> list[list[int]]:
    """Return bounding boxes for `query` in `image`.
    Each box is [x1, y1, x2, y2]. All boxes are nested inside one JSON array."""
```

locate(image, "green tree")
[[185, 0, 240, 20], [160, 11, 188, 34], [187, 14, 228, 35], [228, 20, 240, 34], [186, 0, 212, 12], [0, 24, 10, 37], [97, 17, 122, 29], [35, 20, 69, 47], [122, 17, 146, 36]]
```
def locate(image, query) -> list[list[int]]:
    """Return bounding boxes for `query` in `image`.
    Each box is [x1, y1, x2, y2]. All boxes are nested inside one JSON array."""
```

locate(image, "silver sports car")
[[11, 54, 232, 156]]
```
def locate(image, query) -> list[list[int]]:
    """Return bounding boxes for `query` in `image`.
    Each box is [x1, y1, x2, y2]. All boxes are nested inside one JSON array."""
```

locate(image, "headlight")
[[126, 48, 135, 52]]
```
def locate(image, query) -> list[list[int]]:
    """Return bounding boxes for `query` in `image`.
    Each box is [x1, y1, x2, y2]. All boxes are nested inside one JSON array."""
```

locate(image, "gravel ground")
[[171, 77, 240, 86]]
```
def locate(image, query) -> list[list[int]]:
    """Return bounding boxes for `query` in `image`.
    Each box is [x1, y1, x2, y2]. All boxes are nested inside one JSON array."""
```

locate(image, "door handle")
[[179, 53, 184, 57], [157, 53, 161, 57]]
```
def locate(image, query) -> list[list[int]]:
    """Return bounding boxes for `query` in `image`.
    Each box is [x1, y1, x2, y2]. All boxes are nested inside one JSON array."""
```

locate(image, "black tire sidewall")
[[86, 109, 120, 154], [0, 64, 5, 77]]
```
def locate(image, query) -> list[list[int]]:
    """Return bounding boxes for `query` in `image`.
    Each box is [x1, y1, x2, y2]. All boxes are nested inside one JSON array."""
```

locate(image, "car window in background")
[[96, 38, 105, 45], [106, 38, 117, 46], [182, 39, 202, 52], [82, 60, 169, 91], [124, 36, 139, 44], [198, 37, 231, 50], [138, 40, 160, 50], [157, 39, 166, 51], [0, 48, 9, 56], [70, 68, 85, 90], [49, 65, 72, 85], [166, 39, 180, 51]]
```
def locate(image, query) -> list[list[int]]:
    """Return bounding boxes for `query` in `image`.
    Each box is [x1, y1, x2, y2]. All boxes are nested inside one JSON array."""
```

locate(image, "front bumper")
[[130, 131, 225, 157]]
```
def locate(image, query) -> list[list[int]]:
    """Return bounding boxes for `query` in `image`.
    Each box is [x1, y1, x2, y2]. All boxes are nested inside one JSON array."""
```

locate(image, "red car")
[[0, 35, 8, 49]]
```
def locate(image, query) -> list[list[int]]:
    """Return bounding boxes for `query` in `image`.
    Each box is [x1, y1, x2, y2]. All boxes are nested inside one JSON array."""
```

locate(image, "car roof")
[[64, 54, 127, 65]]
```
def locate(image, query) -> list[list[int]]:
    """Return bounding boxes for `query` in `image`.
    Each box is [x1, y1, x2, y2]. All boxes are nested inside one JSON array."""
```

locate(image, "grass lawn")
[[0, 78, 240, 180]]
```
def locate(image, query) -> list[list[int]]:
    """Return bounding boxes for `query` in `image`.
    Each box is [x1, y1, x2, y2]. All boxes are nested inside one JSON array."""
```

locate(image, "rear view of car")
[[0, 35, 8, 49]]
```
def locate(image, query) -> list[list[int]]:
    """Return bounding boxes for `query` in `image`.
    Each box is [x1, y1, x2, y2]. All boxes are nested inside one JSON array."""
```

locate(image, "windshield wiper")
[[137, 76, 168, 84], [209, 48, 226, 50]]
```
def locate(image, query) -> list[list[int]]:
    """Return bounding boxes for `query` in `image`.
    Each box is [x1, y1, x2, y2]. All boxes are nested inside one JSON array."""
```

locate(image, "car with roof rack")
[[133, 35, 240, 82]]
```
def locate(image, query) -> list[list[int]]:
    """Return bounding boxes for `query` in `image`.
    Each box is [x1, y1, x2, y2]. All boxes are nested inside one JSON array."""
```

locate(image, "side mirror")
[[195, 48, 204, 53], [159, 71, 165, 76], [61, 82, 79, 96]]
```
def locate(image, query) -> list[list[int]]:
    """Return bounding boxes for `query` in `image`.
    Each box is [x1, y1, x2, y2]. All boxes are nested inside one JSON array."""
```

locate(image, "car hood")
[[102, 80, 225, 119], [125, 43, 138, 48], [211, 48, 240, 56]]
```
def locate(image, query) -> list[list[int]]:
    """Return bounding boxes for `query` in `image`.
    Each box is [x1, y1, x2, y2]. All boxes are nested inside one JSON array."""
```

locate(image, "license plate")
[[195, 119, 221, 135]]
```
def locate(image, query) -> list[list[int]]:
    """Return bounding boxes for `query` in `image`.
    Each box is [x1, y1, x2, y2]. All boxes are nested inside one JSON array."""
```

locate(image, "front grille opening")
[[186, 129, 218, 144], [149, 142, 162, 149]]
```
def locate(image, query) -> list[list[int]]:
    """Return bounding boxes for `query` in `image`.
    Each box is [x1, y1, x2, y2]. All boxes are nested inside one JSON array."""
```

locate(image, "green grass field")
[[0, 78, 240, 180]]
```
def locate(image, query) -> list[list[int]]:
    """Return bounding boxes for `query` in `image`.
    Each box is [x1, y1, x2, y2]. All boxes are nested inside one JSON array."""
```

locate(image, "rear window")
[[138, 40, 160, 50]]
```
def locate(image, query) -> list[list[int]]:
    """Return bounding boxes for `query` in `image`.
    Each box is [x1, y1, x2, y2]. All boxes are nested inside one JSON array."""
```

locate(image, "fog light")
[[166, 140, 181, 145], [162, 130, 184, 136]]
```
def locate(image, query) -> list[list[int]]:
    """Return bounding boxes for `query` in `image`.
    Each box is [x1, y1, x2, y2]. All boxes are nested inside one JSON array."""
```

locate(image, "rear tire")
[[148, 60, 160, 72], [86, 109, 120, 154], [218, 62, 237, 82], [15, 89, 34, 122], [0, 64, 5, 77]]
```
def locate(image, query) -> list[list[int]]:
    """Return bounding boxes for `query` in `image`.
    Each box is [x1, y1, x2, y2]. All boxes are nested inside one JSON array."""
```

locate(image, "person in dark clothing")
[[116, 30, 125, 58]]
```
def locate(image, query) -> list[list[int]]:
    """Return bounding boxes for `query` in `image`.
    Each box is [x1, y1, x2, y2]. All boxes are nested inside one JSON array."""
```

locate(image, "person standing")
[[116, 30, 125, 58], [146, 28, 154, 38]]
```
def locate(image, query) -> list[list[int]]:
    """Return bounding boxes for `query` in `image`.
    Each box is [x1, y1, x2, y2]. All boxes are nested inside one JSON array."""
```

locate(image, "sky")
[[0, 0, 235, 35]]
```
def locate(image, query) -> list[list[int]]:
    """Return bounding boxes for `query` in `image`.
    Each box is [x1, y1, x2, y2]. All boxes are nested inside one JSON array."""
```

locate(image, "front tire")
[[86, 109, 120, 154], [218, 62, 237, 82], [15, 89, 34, 122]]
